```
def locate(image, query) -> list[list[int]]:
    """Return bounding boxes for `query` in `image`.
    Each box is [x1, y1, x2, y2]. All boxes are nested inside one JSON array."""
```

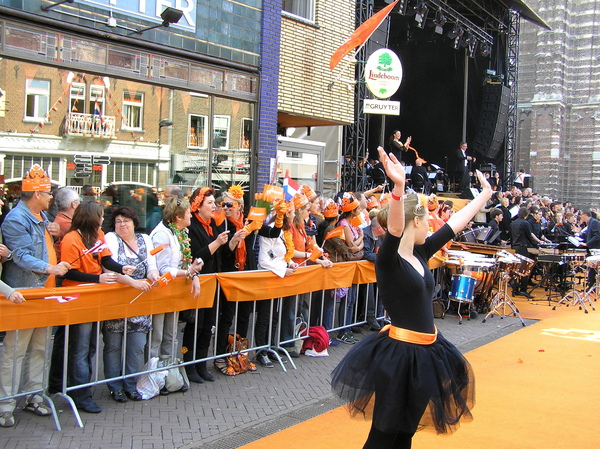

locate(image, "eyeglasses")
[[115, 219, 132, 225], [221, 202, 234, 208], [39, 191, 53, 197]]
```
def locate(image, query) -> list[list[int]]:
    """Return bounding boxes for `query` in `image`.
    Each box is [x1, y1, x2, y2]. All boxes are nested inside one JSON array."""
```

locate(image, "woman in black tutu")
[[331, 146, 492, 448]]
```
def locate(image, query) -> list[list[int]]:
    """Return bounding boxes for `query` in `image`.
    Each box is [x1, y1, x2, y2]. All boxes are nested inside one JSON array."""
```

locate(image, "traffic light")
[[92, 155, 111, 165]]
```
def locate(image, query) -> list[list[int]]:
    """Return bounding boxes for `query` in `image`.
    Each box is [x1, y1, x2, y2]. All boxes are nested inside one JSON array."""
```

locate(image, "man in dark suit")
[[455, 142, 475, 193], [410, 159, 430, 193], [510, 206, 537, 298], [580, 210, 600, 287]]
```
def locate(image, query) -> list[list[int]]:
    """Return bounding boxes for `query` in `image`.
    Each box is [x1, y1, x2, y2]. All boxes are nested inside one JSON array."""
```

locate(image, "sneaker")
[[328, 338, 341, 347], [256, 352, 274, 368], [110, 390, 128, 403], [0, 411, 15, 427], [267, 352, 288, 364], [23, 401, 52, 416], [348, 332, 360, 343], [336, 333, 356, 345]]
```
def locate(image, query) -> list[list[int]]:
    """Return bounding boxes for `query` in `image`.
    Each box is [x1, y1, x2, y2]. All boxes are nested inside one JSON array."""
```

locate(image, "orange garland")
[[282, 230, 295, 263]]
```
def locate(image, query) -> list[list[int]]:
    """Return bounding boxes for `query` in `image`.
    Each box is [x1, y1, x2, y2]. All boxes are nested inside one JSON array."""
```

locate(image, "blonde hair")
[[163, 197, 190, 223], [224, 191, 244, 208], [404, 193, 428, 221]]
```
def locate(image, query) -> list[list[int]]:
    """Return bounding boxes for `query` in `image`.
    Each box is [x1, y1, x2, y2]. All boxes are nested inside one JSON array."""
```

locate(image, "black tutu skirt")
[[331, 329, 474, 435]]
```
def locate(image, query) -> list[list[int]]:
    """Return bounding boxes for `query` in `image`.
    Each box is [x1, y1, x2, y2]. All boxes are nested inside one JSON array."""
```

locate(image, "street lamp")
[[157, 119, 173, 187]]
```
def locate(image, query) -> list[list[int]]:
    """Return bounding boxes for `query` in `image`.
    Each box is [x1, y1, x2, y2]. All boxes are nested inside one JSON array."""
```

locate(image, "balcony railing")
[[65, 113, 116, 138]]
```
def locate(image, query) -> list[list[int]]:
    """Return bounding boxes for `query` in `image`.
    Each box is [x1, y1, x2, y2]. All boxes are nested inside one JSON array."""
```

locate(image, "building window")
[[4, 155, 60, 180], [69, 83, 86, 113], [122, 91, 144, 130], [25, 79, 50, 120], [241, 118, 253, 149], [283, 0, 315, 22], [90, 84, 105, 116], [213, 115, 230, 149], [188, 115, 208, 148], [106, 161, 154, 184]]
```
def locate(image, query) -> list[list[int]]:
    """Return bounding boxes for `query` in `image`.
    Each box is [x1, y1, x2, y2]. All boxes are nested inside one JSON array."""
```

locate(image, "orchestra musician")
[[510, 206, 536, 298]]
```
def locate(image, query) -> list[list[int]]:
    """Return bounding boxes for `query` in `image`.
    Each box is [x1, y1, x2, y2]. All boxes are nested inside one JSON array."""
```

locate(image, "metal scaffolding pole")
[[505, 9, 520, 188]]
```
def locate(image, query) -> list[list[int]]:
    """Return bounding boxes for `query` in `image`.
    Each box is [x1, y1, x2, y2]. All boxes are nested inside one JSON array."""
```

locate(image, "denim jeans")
[[338, 284, 357, 329], [272, 296, 296, 346], [67, 322, 97, 404], [102, 329, 147, 393], [310, 290, 334, 330]]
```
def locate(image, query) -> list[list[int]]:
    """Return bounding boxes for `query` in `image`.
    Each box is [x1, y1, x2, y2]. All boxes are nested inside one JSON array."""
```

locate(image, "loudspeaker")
[[472, 84, 510, 159]]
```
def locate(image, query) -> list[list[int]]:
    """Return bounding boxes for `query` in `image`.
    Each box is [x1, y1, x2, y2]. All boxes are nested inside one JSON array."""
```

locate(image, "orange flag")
[[351, 214, 365, 228], [213, 208, 226, 226], [149, 244, 168, 256], [247, 207, 267, 222], [330, 0, 399, 71], [309, 247, 323, 262], [262, 184, 284, 203], [156, 271, 173, 287], [325, 226, 346, 241]]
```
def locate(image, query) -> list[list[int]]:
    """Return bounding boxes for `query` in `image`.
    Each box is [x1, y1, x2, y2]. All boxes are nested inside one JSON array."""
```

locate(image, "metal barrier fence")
[[0, 261, 383, 430]]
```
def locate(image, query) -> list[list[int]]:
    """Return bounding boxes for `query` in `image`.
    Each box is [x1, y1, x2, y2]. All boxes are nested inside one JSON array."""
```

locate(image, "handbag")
[[223, 335, 257, 376], [345, 250, 364, 261]]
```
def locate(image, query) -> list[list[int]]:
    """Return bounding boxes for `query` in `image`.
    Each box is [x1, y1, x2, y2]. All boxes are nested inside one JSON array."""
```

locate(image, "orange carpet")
[[241, 292, 600, 449]]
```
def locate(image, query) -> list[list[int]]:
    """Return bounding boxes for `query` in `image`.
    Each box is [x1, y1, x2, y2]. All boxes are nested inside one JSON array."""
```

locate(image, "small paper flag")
[[157, 271, 173, 287], [325, 226, 345, 241], [213, 208, 226, 226], [309, 247, 323, 262], [247, 207, 267, 222]]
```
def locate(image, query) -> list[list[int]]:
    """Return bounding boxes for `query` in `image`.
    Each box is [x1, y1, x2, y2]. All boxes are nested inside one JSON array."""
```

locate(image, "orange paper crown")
[[300, 185, 317, 201], [366, 196, 380, 210], [293, 192, 309, 210], [22, 164, 51, 192], [340, 192, 358, 213], [323, 200, 339, 218]]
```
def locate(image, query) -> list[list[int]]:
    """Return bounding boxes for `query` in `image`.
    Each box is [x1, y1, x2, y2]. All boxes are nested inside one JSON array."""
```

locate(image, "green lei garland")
[[168, 222, 192, 268]]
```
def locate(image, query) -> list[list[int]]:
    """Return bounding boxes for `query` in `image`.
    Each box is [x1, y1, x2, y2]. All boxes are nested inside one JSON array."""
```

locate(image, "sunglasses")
[[221, 202, 235, 208]]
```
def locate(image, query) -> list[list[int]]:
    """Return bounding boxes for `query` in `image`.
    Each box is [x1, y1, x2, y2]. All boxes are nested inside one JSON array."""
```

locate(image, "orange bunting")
[[213, 208, 226, 226], [157, 272, 173, 287], [325, 226, 345, 241]]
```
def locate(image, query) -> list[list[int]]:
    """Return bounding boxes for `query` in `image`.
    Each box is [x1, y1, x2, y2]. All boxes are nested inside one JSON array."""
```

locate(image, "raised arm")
[[447, 170, 493, 234], [377, 146, 405, 237]]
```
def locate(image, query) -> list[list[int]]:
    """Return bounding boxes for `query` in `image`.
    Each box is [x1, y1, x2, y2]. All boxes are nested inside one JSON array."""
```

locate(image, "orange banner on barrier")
[[217, 263, 357, 302], [0, 276, 217, 332], [353, 260, 376, 285]]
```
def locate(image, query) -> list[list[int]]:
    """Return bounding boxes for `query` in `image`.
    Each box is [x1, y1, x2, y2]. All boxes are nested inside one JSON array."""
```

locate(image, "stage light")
[[431, 10, 447, 35], [480, 43, 492, 58], [447, 23, 464, 40], [414, 2, 428, 28], [132, 7, 184, 35]]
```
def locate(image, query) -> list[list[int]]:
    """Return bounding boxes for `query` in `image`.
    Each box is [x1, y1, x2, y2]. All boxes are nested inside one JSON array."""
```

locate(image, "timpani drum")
[[513, 253, 536, 277]]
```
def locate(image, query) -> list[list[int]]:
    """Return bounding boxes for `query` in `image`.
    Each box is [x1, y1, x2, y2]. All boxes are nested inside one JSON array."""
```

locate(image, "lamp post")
[[157, 119, 173, 187]]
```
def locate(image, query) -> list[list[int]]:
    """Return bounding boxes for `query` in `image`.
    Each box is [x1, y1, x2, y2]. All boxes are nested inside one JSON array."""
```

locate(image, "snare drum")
[[513, 253, 536, 277], [449, 274, 476, 302], [586, 255, 600, 269], [562, 251, 586, 265]]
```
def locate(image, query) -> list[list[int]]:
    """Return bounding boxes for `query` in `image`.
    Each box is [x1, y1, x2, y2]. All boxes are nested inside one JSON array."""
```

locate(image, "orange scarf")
[[228, 213, 247, 271], [195, 212, 213, 237]]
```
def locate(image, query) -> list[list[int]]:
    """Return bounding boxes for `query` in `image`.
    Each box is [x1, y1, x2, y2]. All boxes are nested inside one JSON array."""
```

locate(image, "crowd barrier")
[[0, 261, 381, 430]]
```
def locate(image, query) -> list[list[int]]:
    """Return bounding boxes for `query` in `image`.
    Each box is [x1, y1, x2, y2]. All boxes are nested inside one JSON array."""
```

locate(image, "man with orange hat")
[[0, 164, 71, 427]]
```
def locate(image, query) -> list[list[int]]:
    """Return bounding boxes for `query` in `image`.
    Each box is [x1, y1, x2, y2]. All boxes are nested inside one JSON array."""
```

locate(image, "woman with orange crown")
[[332, 146, 492, 449], [184, 187, 230, 384]]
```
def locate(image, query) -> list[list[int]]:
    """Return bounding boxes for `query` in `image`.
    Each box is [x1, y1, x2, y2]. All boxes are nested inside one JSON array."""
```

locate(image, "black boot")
[[197, 361, 215, 382], [185, 365, 204, 384]]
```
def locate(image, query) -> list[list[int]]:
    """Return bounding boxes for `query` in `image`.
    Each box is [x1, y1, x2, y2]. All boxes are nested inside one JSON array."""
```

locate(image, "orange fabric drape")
[[353, 260, 376, 285], [217, 263, 357, 302], [0, 276, 217, 332]]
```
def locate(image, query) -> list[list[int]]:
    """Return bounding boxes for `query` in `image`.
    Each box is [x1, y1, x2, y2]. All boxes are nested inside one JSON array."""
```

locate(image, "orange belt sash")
[[381, 324, 438, 345]]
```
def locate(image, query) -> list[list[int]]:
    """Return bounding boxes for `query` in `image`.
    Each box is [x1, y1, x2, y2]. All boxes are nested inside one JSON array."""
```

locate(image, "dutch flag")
[[283, 170, 300, 201]]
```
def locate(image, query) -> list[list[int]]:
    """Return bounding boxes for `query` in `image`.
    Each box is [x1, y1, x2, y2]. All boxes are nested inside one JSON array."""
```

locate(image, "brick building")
[[517, 0, 600, 209]]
